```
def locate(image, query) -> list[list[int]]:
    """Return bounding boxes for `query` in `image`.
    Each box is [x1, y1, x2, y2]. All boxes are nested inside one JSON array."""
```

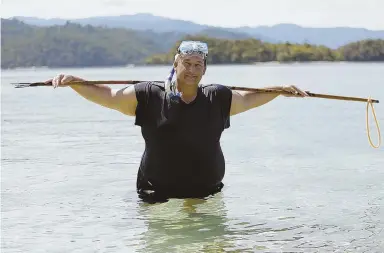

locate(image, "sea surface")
[[1, 63, 384, 252]]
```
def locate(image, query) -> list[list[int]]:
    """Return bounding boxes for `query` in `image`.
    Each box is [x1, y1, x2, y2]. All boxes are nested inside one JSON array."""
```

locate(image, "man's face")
[[175, 54, 206, 86]]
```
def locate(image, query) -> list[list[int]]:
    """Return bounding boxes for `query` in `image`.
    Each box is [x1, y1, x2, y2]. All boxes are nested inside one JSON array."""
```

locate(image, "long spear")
[[11, 79, 381, 148], [12, 80, 380, 104]]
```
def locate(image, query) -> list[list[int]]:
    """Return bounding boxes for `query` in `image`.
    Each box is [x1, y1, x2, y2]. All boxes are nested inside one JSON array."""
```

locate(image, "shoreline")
[[2, 61, 384, 71]]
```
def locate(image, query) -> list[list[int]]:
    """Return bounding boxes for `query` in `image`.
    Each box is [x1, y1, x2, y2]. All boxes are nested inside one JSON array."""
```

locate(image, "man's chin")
[[184, 80, 198, 86], [184, 77, 200, 86]]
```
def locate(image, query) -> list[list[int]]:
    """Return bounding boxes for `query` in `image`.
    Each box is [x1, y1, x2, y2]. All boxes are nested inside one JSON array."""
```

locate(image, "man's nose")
[[188, 65, 197, 72]]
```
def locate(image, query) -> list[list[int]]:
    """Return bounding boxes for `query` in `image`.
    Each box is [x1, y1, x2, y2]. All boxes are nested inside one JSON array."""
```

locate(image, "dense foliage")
[[2, 19, 384, 69], [146, 35, 384, 64], [338, 39, 384, 61], [1, 19, 169, 69]]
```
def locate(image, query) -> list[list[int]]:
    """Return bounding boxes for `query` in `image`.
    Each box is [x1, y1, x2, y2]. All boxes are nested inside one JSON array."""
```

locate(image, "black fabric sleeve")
[[134, 82, 151, 126], [216, 84, 233, 129]]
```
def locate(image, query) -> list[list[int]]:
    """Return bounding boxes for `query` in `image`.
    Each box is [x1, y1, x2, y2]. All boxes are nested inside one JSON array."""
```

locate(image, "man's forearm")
[[243, 90, 280, 109], [69, 83, 118, 110], [230, 89, 281, 116]]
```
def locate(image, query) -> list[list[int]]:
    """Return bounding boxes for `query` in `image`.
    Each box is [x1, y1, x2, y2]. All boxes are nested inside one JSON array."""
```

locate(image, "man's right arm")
[[53, 74, 138, 116], [70, 84, 138, 116]]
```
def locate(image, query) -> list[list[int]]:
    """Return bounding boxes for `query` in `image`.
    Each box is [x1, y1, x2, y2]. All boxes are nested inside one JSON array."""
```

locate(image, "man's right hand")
[[50, 74, 84, 88]]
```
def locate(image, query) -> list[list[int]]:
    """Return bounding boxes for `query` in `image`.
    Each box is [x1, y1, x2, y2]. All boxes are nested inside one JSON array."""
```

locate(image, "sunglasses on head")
[[177, 41, 209, 58]]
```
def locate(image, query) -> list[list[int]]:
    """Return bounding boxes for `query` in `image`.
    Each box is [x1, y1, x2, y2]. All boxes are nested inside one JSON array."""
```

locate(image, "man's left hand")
[[279, 85, 309, 97]]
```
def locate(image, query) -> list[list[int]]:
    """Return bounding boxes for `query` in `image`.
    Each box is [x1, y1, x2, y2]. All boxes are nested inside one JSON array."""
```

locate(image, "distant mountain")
[[1, 18, 170, 68], [236, 24, 384, 48], [11, 14, 261, 43], [195, 28, 255, 40], [2, 18, 383, 69], [12, 13, 209, 33], [8, 14, 271, 43], [11, 13, 384, 48]]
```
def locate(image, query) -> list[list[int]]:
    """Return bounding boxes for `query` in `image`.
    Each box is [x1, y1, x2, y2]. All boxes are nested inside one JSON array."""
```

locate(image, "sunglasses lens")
[[178, 41, 208, 57]]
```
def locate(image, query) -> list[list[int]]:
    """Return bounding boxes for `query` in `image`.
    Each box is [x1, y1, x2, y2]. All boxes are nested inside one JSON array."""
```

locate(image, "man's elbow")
[[230, 92, 265, 116], [230, 100, 249, 116]]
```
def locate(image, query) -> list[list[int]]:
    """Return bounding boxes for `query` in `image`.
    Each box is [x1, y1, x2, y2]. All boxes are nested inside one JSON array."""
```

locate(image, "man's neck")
[[175, 81, 198, 103]]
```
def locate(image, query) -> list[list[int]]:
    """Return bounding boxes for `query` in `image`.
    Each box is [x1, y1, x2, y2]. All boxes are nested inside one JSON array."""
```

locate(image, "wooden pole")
[[12, 80, 380, 103]]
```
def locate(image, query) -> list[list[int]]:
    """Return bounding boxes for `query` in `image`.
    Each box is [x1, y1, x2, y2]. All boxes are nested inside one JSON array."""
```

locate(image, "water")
[[1, 63, 384, 253]]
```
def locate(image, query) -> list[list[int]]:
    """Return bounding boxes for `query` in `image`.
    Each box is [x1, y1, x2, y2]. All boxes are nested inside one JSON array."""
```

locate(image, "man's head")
[[173, 41, 208, 87]]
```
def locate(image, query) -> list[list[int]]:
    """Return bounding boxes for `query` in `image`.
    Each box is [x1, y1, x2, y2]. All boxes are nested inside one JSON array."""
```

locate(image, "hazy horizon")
[[2, 0, 383, 30]]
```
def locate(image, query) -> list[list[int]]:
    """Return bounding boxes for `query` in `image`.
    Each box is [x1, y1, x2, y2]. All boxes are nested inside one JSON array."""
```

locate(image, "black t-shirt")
[[134, 81, 232, 197]]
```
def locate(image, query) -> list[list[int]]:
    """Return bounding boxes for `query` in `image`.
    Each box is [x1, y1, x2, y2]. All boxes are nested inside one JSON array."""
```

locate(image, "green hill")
[[2, 19, 384, 69], [146, 35, 384, 64], [1, 18, 171, 69], [12, 13, 384, 48]]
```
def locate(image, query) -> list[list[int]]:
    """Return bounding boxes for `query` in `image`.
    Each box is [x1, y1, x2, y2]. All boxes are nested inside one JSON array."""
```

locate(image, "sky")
[[2, 0, 383, 30]]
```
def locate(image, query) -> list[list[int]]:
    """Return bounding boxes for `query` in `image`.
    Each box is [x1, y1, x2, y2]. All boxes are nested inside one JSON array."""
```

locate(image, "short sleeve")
[[216, 84, 233, 129], [134, 82, 151, 126]]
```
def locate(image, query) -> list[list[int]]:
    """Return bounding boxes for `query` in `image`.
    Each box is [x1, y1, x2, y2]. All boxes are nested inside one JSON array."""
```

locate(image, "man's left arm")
[[230, 86, 308, 116]]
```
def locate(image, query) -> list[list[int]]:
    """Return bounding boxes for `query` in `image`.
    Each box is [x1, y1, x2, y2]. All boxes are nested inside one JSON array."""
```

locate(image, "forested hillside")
[[146, 35, 384, 64], [1, 19, 177, 68], [2, 19, 384, 69]]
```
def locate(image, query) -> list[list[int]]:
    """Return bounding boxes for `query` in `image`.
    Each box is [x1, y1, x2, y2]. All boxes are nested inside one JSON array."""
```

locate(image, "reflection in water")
[[131, 193, 309, 253], [3, 65, 383, 253], [135, 193, 256, 252], [131, 191, 377, 253]]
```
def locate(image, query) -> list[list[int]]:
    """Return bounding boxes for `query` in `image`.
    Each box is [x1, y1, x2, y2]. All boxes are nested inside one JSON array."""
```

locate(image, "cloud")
[[102, 0, 128, 7]]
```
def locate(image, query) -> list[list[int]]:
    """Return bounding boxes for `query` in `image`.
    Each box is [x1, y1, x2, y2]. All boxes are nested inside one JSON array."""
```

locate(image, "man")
[[50, 41, 308, 203]]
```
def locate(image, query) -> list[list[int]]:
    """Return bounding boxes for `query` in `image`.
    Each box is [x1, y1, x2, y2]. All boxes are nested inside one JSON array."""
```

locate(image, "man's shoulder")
[[200, 83, 232, 95], [134, 81, 165, 93], [149, 81, 165, 90], [201, 83, 227, 89]]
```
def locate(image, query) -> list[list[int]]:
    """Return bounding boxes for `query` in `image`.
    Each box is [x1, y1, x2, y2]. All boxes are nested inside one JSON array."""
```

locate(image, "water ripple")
[[2, 64, 384, 253]]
